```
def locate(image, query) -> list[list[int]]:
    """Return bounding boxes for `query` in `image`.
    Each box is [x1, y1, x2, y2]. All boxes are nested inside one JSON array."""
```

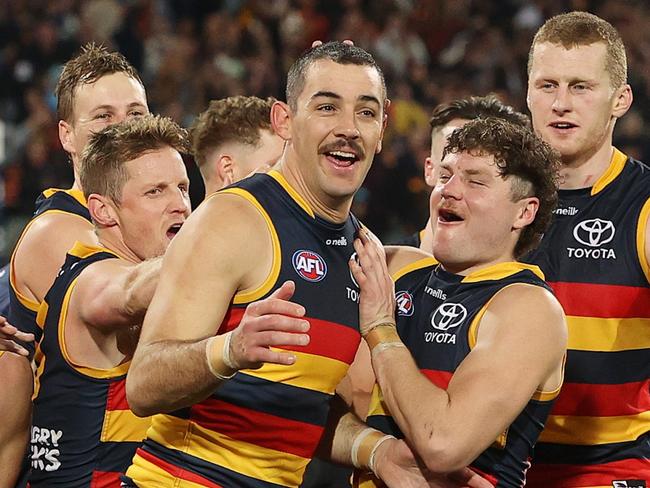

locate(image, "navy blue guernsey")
[[524, 149, 650, 486], [356, 260, 559, 488], [30, 242, 150, 487], [9, 188, 91, 356], [126, 170, 362, 487]]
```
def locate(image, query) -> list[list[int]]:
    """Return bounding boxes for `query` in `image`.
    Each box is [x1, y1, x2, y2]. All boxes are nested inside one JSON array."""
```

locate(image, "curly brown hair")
[[443, 117, 561, 258], [80, 115, 189, 204], [56, 43, 144, 122]]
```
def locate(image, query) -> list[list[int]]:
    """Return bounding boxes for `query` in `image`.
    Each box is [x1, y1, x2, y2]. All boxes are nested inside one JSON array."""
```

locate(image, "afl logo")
[[292, 250, 327, 282], [573, 218, 615, 247], [395, 291, 414, 316], [431, 303, 467, 331]]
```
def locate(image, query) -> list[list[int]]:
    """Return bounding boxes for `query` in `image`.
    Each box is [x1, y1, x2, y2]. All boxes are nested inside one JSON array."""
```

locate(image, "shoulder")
[[487, 283, 566, 338], [385, 245, 436, 279]]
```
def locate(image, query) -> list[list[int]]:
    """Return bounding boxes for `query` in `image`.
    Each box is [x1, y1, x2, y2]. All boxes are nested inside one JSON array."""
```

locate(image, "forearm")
[[368, 328, 461, 472], [123, 257, 162, 321], [126, 333, 234, 416]]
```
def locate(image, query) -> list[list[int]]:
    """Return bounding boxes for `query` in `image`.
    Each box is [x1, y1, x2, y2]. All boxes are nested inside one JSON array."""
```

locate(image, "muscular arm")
[[12, 212, 96, 304], [0, 353, 32, 487], [73, 257, 162, 331], [126, 193, 309, 416], [372, 284, 566, 473]]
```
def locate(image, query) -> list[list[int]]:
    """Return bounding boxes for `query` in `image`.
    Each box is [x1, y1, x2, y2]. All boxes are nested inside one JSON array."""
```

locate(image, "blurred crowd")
[[1, 0, 650, 264]]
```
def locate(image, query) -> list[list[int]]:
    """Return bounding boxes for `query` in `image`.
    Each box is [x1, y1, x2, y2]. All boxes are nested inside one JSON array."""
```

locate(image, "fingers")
[[0, 322, 35, 343], [0, 339, 30, 357]]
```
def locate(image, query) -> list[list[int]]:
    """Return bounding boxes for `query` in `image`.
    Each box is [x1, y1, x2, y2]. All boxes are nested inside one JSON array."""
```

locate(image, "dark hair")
[[56, 43, 144, 122], [430, 95, 530, 131], [443, 118, 560, 258], [190, 96, 275, 168], [528, 11, 627, 88], [286, 41, 386, 110], [81, 115, 189, 203]]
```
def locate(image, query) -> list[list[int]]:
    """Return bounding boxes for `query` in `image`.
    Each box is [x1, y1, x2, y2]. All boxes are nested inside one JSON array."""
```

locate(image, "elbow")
[[416, 432, 474, 474], [126, 370, 157, 418]]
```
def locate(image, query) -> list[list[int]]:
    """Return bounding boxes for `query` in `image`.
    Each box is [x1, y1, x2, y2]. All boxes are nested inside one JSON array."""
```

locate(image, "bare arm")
[[351, 232, 567, 473], [126, 193, 310, 416], [12, 212, 97, 303], [0, 353, 32, 487], [74, 257, 162, 331]]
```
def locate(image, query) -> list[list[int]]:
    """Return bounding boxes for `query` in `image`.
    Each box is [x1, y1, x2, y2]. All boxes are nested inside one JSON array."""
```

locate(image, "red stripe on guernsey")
[[280, 317, 359, 364], [135, 448, 224, 488], [105, 378, 129, 411], [552, 380, 650, 416], [421, 370, 453, 390], [468, 467, 497, 487], [191, 398, 323, 458], [548, 281, 650, 318], [526, 458, 650, 486], [219, 309, 359, 364], [90, 470, 122, 488]]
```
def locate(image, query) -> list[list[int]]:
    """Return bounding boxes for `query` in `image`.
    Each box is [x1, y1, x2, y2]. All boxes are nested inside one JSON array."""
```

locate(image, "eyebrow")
[[311, 91, 381, 106], [90, 102, 147, 112]]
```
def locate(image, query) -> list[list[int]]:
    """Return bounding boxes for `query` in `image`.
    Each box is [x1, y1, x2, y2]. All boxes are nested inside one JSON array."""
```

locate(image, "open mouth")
[[325, 150, 360, 168], [166, 223, 183, 239], [438, 208, 464, 223], [549, 122, 578, 130]]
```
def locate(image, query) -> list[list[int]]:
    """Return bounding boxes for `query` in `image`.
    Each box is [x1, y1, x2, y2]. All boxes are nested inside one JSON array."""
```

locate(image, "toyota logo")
[[573, 218, 615, 247], [431, 303, 467, 331]]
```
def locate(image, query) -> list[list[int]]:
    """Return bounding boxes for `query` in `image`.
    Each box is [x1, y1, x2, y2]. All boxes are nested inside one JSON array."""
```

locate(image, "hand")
[[227, 281, 310, 370], [374, 438, 492, 487], [349, 230, 396, 335], [0, 315, 34, 357]]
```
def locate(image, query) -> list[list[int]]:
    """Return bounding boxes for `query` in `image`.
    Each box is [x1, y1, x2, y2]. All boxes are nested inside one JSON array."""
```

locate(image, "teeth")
[[553, 123, 573, 128], [330, 150, 356, 159]]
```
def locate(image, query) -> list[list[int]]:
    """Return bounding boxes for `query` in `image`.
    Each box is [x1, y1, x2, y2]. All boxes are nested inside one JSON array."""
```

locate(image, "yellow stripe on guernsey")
[[591, 148, 627, 195], [461, 261, 545, 283], [126, 455, 210, 488], [42, 242, 130, 379], [268, 170, 315, 218], [101, 410, 151, 443], [566, 316, 650, 352], [636, 197, 650, 283], [9, 189, 89, 312], [145, 414, 308, 486], [243, 349, 349, 394], [391, 257, 438, 282], [41, 188, 88, 207], [219, 187, 282, 304], [541, 410, 650, 445]]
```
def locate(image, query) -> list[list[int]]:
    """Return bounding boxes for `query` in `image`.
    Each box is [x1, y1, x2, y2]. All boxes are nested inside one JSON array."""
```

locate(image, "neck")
[[440, 255, 517, 277], [276, 152, 352, 224], [559, 142, 615, 190], [96, 229, 141, 264]]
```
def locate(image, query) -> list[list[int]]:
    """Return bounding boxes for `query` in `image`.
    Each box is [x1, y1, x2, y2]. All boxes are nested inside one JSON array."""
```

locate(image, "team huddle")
[[0, 10, 648, 488]]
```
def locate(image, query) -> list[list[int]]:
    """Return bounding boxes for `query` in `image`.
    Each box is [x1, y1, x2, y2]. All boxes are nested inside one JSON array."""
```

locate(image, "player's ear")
[[271, 101, 292, 141], [87, 194, 118, 227]]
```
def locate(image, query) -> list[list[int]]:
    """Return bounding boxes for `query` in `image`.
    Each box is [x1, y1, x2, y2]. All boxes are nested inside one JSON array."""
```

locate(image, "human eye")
[[146, 187, 162, 196], [94, 112, 111, 120], [128, 109, 146, 117], [359, 108, 376, 118], [317, 104, 336, 112]]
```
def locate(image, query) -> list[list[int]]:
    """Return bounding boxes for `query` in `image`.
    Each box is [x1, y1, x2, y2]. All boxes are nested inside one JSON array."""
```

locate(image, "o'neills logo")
[[395, 291, 414, 316], [567, 218, 616, 259], [292, 250, 327, 282], [425, 302, 467, 345]]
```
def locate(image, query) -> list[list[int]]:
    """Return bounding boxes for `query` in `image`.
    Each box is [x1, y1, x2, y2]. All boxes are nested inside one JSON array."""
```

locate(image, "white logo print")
[[431, 303, 467, 331], [573, 218, 615, 247]]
